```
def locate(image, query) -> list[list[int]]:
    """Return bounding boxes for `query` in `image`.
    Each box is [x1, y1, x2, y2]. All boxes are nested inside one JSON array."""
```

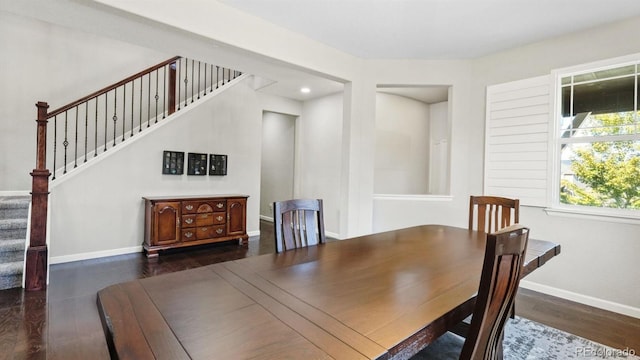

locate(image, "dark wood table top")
[[97, 225, 560, 360]]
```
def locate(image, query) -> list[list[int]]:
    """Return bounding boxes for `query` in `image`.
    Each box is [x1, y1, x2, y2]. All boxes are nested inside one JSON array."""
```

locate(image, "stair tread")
[[0, 197, 30, 209], [0, 261, 23, 276], [0, 218, 28, 228], [0, 239, 26, 251]]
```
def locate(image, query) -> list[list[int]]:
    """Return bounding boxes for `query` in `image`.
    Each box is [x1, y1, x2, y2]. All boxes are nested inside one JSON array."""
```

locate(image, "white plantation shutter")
[[484, 75, 552, 207]]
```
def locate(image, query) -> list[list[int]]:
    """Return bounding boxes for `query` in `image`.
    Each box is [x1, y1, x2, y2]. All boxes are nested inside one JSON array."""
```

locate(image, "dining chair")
[[273, 198, 326, 253], [412, 224, 530, 360], [467, 195, 521, 322], [469, 196, 519, 234]]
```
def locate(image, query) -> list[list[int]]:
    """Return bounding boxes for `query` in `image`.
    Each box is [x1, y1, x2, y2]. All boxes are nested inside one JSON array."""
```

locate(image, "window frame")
[[550, 55, 640, 221]]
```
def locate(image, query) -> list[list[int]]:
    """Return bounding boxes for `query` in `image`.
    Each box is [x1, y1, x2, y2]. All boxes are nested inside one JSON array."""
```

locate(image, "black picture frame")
[[162, 151, 184, 175], [187, 152, 208, 175], [209, 154, 228, 175]]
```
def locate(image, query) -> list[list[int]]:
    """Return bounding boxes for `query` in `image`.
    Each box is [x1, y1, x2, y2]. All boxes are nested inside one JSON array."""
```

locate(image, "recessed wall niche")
[[374, 85, 451, 195]]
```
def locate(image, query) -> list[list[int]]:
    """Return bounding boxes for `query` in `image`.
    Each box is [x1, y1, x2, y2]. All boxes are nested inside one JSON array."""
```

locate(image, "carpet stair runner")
[[0, 196, 30, 290]]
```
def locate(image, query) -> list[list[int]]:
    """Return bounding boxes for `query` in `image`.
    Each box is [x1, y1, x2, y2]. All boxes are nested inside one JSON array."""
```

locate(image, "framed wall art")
[[162, 151, 184, 175], [187, 152, 208, 175], [209, 154, 228, 175]]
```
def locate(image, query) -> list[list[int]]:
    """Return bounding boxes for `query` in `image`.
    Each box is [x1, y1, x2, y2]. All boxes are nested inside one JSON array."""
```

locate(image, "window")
[[556, 63, 640, 215]]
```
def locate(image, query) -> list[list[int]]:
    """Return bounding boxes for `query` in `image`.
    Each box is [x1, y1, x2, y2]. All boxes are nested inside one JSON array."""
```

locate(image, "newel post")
[[25, 101, 51, 291]]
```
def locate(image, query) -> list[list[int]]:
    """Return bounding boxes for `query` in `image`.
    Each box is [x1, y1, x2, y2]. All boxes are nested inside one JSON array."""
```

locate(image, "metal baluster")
[[197, 61, 201, 99], [223, 67, 226, 86], [122, 83, 126, 142], [84, 102, 88, 163], [184, 58, 188, 107], [191, 59, 195, 103], [53, 115, 57, 180], [155, 69, 159, 123], [204, 63, 207, 96], [113, 88, 118, 146], [177, 58, 181, 111], [216, 66, 219, 89], [131, 80, 135, 136], [74, 106, 78, 168], [148, 73, 151, 127], [63, 111, 68, 173], [140, 77, 144, 130], [163, 65, 167, 119], [94, 97, 98, 157], [104, 93, 108, 152]]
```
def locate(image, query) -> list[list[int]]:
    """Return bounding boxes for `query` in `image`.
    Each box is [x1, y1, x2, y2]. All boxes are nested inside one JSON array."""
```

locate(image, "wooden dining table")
[[97, 224, 560, 360]]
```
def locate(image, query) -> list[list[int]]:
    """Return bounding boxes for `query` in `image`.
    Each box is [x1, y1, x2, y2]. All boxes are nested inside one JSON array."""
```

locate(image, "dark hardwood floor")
[[0, 220, 638, 359]]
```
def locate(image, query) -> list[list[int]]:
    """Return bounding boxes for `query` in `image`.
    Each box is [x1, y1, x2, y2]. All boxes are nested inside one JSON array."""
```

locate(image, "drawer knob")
[[216, 216, 224, 221], [185, 232, 193, 238], [185, 205, 194, 211], [185, 218, 193, 224], [216, 203, 224, 208], [216, 228, 223, 234]]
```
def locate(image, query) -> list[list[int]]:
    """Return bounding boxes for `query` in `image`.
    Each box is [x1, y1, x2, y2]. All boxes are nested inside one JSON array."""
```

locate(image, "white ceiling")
[[218, 0, 640, 102], [219, 0, 640, 59], [8, 0, 640, 103]]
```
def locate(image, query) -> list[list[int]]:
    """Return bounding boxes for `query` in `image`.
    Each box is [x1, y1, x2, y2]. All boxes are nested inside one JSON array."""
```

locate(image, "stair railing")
[[26, 56, 242, 290]]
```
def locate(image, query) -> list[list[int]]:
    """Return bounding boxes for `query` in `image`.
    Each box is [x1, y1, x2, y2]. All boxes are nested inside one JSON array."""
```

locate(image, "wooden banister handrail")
[[47, 56, 181, 118]]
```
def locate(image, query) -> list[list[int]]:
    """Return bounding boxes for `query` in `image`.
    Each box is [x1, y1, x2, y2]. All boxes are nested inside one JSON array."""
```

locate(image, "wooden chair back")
[[469, 196, 519, 234], [460, 224, 529, 360], [273, 199, 326, 253]]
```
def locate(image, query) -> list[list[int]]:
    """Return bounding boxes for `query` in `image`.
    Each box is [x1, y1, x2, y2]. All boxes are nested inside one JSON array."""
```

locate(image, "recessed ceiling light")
[[300, 87, 311, 94]]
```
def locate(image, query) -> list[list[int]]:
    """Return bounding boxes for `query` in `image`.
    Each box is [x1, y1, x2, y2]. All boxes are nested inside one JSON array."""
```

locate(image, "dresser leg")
[[145, 249, 159, 258]]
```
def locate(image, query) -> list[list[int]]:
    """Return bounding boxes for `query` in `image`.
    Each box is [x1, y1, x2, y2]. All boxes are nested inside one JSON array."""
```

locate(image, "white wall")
[[371, 59, 474, 231], [374, 93, 430, 194], [0, 11, 169, 191], [466, 17, 640, 315], [260, 111, 296, 219], [429, 101, 450, 195], [297, 93, 344, 236]]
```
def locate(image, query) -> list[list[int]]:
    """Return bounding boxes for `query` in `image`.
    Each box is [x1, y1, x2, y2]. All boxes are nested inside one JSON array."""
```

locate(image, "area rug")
[[412, 316, 638, 359]]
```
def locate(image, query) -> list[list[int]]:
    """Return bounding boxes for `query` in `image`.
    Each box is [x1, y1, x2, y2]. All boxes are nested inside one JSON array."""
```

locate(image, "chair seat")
[[411, 332, 465, 360]]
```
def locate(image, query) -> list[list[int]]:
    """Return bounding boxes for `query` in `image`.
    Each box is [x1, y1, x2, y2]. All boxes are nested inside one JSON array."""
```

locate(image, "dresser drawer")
[[181, 228, 197, 242], [210, 200, 226, 212], [212, 212, 226, 224], [182, 214, 197, 228], [194, 225, 226, 239], [195, 213, 215, 226], [211, 225, 226, 237]]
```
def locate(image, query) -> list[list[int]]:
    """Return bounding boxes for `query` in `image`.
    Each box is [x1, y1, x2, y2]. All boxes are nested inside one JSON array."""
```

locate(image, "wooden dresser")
[[142, 194, 249, 257]]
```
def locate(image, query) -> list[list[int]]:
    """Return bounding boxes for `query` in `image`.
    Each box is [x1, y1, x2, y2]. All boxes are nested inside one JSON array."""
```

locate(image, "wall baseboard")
[[51, 230, 260, 264], [520, 280, 640, 319], [50, 246, 142, 264], [259, 215, 273, 222]]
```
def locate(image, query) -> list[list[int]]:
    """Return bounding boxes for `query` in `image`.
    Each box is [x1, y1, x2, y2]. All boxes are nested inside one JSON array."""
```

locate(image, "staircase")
[[24, 56, 244, 290], [0, 196, 30, 290]]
